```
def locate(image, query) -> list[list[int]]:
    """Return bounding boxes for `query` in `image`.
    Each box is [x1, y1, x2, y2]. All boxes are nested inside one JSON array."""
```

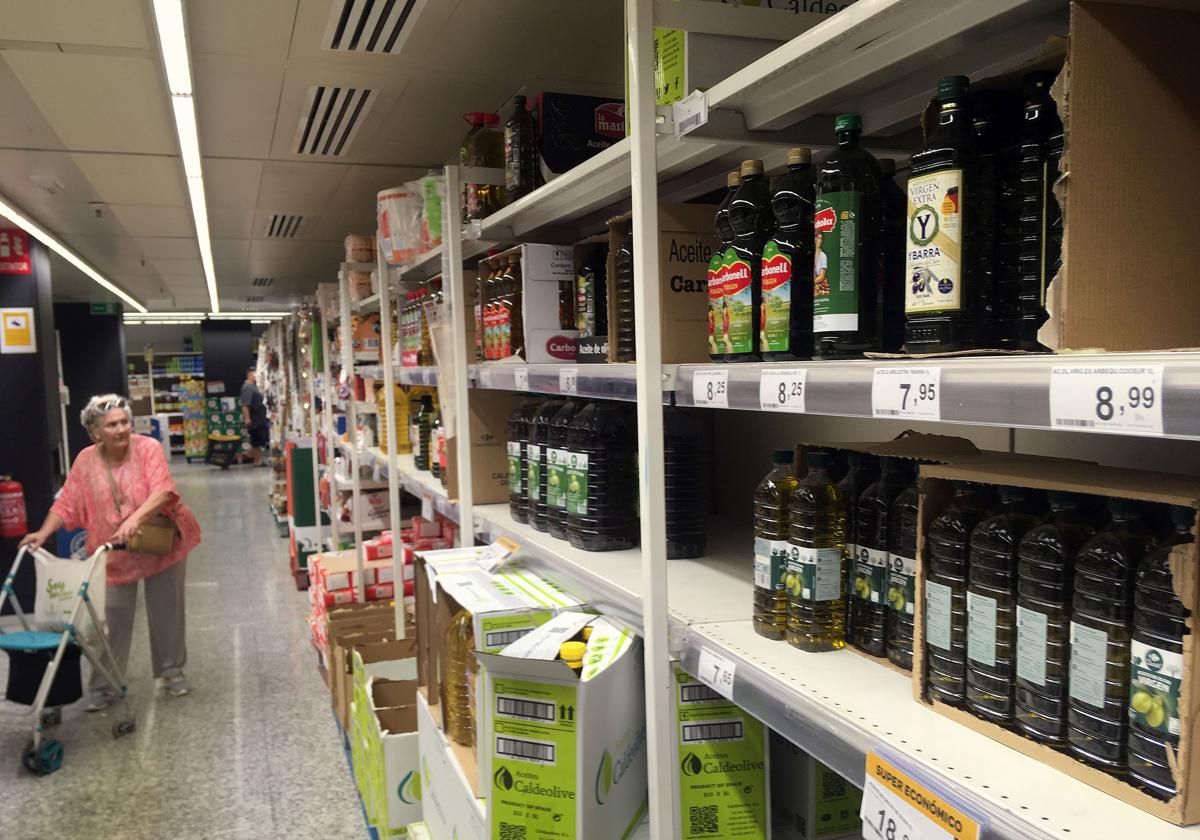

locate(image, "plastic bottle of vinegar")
[[753, 449, 798, 641], [786, 449, 846, 652]]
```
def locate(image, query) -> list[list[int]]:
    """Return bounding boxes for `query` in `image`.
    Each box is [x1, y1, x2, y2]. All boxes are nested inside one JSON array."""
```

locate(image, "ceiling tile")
[[107, 204, 195, 238], [4, 52, 176, 155], [149, 257, 204, 276], [213, 238, 251, 264], [257, 160, 351, 214], [287, 0, 462, 67], [72, 153, 186, 207], [131, 237, 198, 260], [0, 59, 68, 151], [203, 158, 264, 208], [189, 0, 297, 59], [194, 55, 285, 158], [208, 206, 255, 239], [301, 212, 375, 243], [0, 0, 149, 49]]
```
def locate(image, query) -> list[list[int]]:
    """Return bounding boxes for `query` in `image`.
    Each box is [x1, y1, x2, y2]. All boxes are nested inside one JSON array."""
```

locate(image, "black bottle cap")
[[834, 114, 861, 133], [937, 75, 970, 102], [772, 449, 794, 466], [806, 449, 834, 470]]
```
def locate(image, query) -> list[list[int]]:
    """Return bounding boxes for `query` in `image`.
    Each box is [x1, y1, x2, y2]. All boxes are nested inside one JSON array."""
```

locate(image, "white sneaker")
[[164, 675, 190, 697]]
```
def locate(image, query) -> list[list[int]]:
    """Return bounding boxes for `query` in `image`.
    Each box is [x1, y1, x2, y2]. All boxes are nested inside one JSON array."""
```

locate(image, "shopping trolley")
[[0, 543, 135, 775]]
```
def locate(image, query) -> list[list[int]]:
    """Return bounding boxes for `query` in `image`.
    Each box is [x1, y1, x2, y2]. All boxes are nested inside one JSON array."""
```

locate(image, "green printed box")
[[673, 667, 770, 839], [770, 734, 861, 840], [477, 612, 648, 840]]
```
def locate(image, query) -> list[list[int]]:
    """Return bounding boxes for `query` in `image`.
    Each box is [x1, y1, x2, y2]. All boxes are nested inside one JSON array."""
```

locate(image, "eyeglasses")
[[98, 399, 130, 412]]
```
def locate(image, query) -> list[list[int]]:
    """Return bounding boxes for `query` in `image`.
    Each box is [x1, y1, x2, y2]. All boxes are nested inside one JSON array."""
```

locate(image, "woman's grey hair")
[[80, 394, 132, 431]]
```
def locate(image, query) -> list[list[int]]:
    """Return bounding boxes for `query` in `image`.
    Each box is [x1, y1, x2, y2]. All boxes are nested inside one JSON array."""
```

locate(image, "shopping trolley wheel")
[[22, 739, 63, 775], [21, 742, 37, 773], [112, 720, 136, 738]]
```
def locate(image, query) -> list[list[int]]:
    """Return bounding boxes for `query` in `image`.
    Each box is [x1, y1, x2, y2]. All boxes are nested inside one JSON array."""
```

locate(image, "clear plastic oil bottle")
[[786, 449, 846, 652], [566, 401, 638, 551], [852, 457, 910, 658], [445, 608, 475, 746], [753, 449, 798, 641], [885, 471, 922, 670]]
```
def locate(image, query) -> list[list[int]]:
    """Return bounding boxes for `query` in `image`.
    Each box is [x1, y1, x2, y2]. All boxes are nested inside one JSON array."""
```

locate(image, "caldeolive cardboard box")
[[417, 690, 487, 840], [351, 674, 420, 839], [446, 389, 522, 506], [769, 732, 862, 840], [911, 458, 1200, 825], [477, 612, 648, 840]]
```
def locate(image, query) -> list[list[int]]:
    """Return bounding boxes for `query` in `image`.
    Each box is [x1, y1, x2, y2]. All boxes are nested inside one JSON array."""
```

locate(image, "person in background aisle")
[[19, 394, 202, 706], [240, 367, 269, 466]]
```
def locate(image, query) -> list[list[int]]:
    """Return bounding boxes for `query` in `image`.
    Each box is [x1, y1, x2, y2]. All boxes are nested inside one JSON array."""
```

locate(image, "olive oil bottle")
[[526, 399, 564, 532], [885, 471, 921, 670], [838, 452, 877, 644], [786, 449, 846, 652], [761, 148, 815, 361], [709, 170, 739, 361], [852, 457, 910, 657], [753, 449, 799, 641], [878, 158, 907, 354], [506, 398, 539, 523], [544, 399, 582, 538], [725, 160, 773, 361]]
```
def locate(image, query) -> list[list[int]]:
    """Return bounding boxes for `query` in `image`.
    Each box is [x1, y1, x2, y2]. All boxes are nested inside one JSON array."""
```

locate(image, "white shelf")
[[352, 293, 380, 313], [470, 363, 675, 403], [332, 472, 388, 492], [353, 400, 377, 414], [360, 447, 458, 523]]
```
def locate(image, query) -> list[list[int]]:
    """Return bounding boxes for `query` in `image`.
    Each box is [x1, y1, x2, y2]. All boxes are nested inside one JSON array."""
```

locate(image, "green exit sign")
[[90, 303, 117, 315]]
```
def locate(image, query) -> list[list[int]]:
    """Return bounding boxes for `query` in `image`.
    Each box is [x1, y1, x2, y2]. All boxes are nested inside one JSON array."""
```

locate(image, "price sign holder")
[[872, 367, 942, 421], [514, 366, 529, 392], [1049, 364, 1164, 437], [759, 368, 808, 412], [559, 367, 578, 395], [420, 489, 435, 521], [695, 645, 736, 699], [861, 751, 983, 840], [693, 369, 729, 408]]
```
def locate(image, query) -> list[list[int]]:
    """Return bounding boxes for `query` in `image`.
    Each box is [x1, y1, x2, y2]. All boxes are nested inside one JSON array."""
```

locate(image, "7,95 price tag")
[[513, 366, 529, 392], [759, 368, 808, 412], [1049, 364, 1164, 437], [872, 367, 942, 421], [861, 752, 981, 840], [693, 369, 729, 408], [559, 367, 578, 395], [695, 646, 736, 700]]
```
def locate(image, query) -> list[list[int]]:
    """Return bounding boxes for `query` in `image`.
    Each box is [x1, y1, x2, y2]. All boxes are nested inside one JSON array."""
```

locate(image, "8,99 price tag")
[[513, 366, 529, 392], [695, 646, 736, 699], [861, 752, 980, 840], [1049, 364, 1164, 437], [759, 368, 808, 413], [872, 367, 942, 421], [693, 369, 729, 408], [559, 367, 578, 395]]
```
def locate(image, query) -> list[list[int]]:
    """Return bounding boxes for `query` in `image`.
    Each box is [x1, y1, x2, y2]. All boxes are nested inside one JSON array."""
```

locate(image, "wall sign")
[[0, 308, 36, 354], [0, 229, 31, 274]]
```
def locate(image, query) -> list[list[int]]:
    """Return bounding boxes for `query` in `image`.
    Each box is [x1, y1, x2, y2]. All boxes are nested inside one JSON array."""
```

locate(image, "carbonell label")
[[545, 337, 576, 360]]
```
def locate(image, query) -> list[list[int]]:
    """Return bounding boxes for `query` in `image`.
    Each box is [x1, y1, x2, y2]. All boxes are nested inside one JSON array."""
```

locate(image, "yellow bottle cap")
[[581, 626, 593, 640], [560, 641, 587, 663]]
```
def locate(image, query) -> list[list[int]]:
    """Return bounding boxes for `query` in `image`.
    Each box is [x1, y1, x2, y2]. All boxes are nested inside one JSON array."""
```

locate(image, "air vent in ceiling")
[[246, 295, 264, 303], [252, 277, 274, 287], [265, 215, 303, 238], [293, 86, 376, 156], [323, 0, 420, 54]]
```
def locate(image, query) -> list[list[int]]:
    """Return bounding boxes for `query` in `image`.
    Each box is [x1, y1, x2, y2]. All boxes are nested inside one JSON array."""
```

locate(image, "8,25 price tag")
[[559, 367, 578, 395], [1049, 364, 1164, 437], [695, 646, 736, 699], [513, 366, 529, 392], [861, 752, 981, 840], [759, 368, 808, 412], [872, 367, 942, 421], [693, 369, 729, 408]]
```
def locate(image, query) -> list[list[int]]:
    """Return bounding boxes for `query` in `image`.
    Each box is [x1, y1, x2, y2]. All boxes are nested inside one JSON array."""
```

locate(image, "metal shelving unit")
[[470, 362, 675, 402]]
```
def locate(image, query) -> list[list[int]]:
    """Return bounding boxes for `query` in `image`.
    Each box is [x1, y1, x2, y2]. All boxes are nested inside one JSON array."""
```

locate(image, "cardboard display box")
[[531, 91, 625, 180], [477, 612, 648, 840], [445, 389, 522, 506], [911, 458, 1200, 825], [770, 733, 862, 840], [350, 666, 421, 838], [417, 690, 488, 840], [482, 243, 579, 364]]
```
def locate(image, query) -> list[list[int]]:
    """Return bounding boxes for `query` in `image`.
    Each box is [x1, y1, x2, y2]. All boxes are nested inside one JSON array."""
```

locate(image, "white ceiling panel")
[[257, 161, 352, 214], [149, 257, 205, 276], [300, 212, 375, 243], [67, 235, 158, 274], [213, 238, 252, 264], [4, 52, 176, 155], [0, 0, 149, 50], [71, 153, 186, 207], [107, 204, 195, 238], [203, 158, 265, 209], [0, 59, 68, 151], [207, 206, 256, 239], [288, 0, 462, 67], [194, 54, 286, 158], [132, 237, 199, 260], [189, 0, 298, 59], [249, 237, 343, 271]]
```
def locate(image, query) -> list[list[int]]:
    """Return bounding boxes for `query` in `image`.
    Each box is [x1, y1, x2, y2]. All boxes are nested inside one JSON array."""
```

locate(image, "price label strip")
[[1049, 364, 1164, 437], [861, 751, 982, 840], [872, 367, 942, 421], [513, 366, 529, 392], [759, 368, 808, 413], [695, 645, 736, 700], [559, 367, 578, 395], [693, 369, 729, 408]]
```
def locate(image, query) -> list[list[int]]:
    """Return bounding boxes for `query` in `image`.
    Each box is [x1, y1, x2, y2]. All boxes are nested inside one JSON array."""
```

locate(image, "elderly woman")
[[20, 394, 202, 707]]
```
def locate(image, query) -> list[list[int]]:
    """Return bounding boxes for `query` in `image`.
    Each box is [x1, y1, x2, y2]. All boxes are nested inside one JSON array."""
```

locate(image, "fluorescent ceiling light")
[[123, 312, 205, 320], [151, 0, 219, 313], [126, 319, 202, 325], [208, 311, 289, 319], [0, 193, 147, 312]]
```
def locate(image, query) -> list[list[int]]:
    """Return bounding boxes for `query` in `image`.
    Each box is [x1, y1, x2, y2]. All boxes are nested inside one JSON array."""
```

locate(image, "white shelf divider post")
[[377, 251, 406, 637], [304, 309, 324, 559], [319, 282, 340, 552], [626, 0, 677, 837], [442, 164, 474, 546], [339, 271, 366, 602]]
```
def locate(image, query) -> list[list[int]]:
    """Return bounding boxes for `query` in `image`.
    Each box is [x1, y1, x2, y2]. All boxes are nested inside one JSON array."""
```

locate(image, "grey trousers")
[[89, 558, 188, 695]]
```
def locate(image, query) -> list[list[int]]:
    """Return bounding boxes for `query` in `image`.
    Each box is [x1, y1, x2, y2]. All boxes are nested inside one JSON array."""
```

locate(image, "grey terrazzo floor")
[[0, 463, 367, 840]]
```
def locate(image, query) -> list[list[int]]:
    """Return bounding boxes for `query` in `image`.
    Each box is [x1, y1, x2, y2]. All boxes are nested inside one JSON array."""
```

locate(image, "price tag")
[[872, 367, 942, 421], [477, 536, 520, 573], [759, 368, 808, 412], [372, 460, 383, 482], [420, 490, 434, 521], [692, 369, 729, 408], [514, 366, 529, 392], [559, 367, 578, 395], [673, 89, 709, 137], [861, 752, 980, 840], [1049, 364, 1164, 437], [478, 367, 493, 388], [695, 646, 736, 699]]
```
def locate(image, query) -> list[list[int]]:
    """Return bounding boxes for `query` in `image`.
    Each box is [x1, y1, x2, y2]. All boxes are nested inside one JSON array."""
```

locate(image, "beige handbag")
[[103, 448, 178, 555]]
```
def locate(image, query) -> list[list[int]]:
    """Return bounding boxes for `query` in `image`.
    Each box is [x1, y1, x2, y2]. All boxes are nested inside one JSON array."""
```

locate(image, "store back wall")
[[55, 303, 126, 460], [201, 321, 253, 397]]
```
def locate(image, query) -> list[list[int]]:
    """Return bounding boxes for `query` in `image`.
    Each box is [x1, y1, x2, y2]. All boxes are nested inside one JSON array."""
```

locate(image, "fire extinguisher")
[[0, 475, 28, 538]]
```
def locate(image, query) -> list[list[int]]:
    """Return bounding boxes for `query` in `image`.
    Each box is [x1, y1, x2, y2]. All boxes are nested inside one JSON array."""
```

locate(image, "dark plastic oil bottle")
[[414, 395, 435, 472], [709, 170, 739, 361], [1014, 492, 1105, 747], [525, 399, 564, 533], [506, 398, 539, 524], [565, 402, 638, 551], [664, 407, 708, 559], [1067, 498, 1162, 773], [575, 245, 608, 339], [838, 452, 878, 644], [904, 75, 986, 353], [885, 471, 921, 670], [543, 399, 582, 537], [924, 481, 995, 703], [969, 89, 1019, 349], [965, 486, 1046, 726], [1015, 70, 1063, 351], [725, 159, 772, 362], [1128, 505, 1194, 800], [504, 94, 537, 203], [754, 449, 798, 641], [786, 449, 846, 652], [614, 223, 636, 362], [852, 458, 910, 658], [430, 412, 442, 479], [813, 114, 881, 359], [878, 158, 907, 354], [761, 148, 814, 361]]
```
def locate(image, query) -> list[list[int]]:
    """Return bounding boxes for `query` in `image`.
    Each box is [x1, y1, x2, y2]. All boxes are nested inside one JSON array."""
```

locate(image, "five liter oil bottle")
[[786, 449, 846, 652], [760, 148, 814, 361], [838, 452, 877, 645], [852, 457, 910, 657], [445, 609, 475, 746], [526, 399, 564, 533], [885, 470, 921, 670], [709, 170, 739, 361], [507, 398, 539, 523], [1128, 505, 1195, 800], [814, 114, 882, 359], [1067, 498, 1162, 773], [565, 401, 638, 551], [664, 406, 708, 559], [724, 160, 773, 361], [544, 399, 582, 537], [753, 449, 799, 640]]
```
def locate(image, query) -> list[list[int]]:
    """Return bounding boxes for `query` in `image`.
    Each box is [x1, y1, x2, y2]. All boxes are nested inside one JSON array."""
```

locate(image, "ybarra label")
[[594, 102, 626, 138]]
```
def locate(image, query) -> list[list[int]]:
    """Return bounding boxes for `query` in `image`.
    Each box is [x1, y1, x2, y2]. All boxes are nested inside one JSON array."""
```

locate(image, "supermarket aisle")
[[0, 465, 366, 840]]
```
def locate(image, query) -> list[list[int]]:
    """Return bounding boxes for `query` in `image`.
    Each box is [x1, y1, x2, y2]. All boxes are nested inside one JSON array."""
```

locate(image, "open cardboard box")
[[911, 458, 1200, 825], [482, 243, 579, 363], [445, 389, 522, 505]]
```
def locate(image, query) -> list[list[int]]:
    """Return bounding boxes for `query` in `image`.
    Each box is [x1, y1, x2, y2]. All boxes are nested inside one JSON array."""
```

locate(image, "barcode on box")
[[486, 628, 532, 648], [679, 682, 722, 705], [496, 695, 556, 722], [496, 736, 556, 765], [682, 719, 744, 743]]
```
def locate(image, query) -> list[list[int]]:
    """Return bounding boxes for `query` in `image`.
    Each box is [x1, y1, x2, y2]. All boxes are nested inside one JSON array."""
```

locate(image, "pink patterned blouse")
[[51, 434, 202, 586]]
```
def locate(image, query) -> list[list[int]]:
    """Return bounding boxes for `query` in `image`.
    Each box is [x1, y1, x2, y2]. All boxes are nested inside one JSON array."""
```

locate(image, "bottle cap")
[[559, 641, 587, 662], [581, 625, 593, 640], [1170, 505, 1195, 528], [805, 449, 833, 470], [772, 449, 794, 466], [879, 158, 896, 175], [726, 170, 741, 189], [1022, 70, 1056, 98], [937, 75, 970, 102], [834, 113, 861, 133], [787, 148, 811, 166], [739, 159, 764, 178]]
